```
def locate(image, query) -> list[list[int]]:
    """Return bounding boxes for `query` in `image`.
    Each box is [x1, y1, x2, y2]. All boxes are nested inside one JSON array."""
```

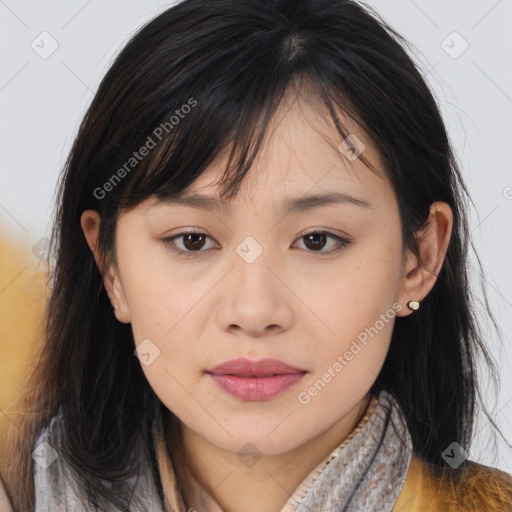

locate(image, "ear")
[[396, 201, 453, 317], [80, 210, 131, 324]]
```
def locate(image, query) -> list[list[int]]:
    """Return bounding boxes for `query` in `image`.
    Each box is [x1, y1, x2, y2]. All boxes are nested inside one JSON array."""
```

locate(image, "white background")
[[1, 0, 511, 472]]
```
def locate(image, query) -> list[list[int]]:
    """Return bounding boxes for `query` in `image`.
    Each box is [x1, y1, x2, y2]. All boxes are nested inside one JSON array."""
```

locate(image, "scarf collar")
[[153, 390, 413, 512], [34, 390, 413, 511]]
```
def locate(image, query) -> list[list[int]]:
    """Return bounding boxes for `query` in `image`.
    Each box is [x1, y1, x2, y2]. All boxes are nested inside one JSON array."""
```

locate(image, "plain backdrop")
[[1, 0, 511, 473]]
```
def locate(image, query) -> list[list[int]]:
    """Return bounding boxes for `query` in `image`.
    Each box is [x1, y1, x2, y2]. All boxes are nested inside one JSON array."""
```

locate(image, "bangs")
[[117, 78, 379, 210], [85, 3, 387, 216]]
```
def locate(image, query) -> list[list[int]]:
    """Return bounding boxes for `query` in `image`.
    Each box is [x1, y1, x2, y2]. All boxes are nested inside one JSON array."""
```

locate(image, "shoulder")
[[394, 452, 512, 512], [32, 412, 87, 511], [32, 412, 163, 511]]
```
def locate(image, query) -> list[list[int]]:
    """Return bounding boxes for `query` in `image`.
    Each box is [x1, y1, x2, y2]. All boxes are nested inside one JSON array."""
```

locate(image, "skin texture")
[[81, 91, 453, 512]]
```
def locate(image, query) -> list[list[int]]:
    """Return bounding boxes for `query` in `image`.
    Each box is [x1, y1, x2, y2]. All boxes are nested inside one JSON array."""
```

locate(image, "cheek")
[[316, 238, 401, 331], [300, 235, 402, 388], [296, 264, 400, 412], [129, 299, 205, 419], [117, 240, 199, 338], [114, 244, 206, 392]]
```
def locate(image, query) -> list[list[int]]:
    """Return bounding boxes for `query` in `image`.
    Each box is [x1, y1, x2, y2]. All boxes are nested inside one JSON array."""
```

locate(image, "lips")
[[206, 358, 306, 401], [207, 358, 305, 376]]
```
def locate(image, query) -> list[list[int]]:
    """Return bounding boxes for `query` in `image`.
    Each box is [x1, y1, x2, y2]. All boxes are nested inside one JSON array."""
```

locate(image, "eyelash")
[[161, 230, 352, 258]]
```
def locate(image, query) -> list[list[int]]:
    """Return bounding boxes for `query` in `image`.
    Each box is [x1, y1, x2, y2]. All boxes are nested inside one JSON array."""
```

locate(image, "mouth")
[[206, 358, 307, 401]]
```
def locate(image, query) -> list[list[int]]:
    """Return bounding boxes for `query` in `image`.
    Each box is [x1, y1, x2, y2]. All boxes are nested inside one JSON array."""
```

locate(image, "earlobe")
[[105, 265, 131, 324], [396, 201, 453, 316]]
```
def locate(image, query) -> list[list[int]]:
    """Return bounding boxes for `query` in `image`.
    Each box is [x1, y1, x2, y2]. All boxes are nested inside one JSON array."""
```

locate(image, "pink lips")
[[206, 358, 306, 401]]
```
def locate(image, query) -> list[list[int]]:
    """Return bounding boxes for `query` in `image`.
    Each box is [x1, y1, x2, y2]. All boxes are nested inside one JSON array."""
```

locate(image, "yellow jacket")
[[393, 452, 512, 511]]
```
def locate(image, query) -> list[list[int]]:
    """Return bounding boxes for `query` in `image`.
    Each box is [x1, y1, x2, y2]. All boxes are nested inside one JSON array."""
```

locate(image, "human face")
[[108, 93, 405, 456]]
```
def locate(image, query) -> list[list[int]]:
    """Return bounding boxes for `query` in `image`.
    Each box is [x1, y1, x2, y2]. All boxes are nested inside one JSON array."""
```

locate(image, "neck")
[[168, 392, 373, 512]]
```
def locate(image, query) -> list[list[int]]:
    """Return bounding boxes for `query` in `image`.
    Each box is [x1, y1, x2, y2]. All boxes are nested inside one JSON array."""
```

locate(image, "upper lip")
[[207, 358, 306, 377]]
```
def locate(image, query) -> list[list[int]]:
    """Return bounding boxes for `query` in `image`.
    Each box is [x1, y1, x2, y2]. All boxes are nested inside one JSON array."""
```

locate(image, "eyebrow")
[[153, 191, 373, 215]]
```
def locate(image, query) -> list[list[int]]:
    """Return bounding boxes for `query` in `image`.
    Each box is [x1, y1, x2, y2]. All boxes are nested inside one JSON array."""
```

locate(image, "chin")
[[198, 424, 310, 458]]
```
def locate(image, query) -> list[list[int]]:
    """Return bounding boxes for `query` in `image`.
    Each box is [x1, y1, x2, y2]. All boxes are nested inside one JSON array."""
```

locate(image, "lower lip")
[[208, 372, 306, 401]]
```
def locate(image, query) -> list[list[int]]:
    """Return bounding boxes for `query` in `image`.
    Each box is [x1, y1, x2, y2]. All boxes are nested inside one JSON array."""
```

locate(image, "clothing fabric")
[[32, 418, 161, 512], [282, 390, 411, 511], [394, 452, 512, 511], [33, 390, 413, 511]]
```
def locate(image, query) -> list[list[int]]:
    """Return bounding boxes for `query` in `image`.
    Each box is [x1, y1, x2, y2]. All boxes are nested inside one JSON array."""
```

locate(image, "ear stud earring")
[[407, 300, 420, 311]]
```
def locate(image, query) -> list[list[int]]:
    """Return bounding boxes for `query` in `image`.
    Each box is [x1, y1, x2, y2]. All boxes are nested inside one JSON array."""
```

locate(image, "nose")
[[215, 242, 294, 338]]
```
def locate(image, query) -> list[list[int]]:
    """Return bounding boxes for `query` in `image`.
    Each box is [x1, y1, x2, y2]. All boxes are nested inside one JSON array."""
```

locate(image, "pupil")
[[305, 233, 326, 251], [184, 234, 205, 250]]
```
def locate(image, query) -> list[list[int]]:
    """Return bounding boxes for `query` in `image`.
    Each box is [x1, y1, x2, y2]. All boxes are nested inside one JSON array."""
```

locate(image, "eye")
[[293, 230, 351, 254], [161, 231, 218, 257]]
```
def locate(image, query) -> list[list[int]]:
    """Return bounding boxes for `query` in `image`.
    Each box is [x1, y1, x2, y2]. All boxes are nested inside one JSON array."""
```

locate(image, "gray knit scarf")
[[33, 390, 413, 511]]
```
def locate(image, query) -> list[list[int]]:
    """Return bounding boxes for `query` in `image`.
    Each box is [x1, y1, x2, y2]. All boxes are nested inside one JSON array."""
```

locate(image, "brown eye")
[[182, 233, 207, 251], [294, 231, 351, 254], [303, 233, 328, 251], [162, 231, 218, 257]]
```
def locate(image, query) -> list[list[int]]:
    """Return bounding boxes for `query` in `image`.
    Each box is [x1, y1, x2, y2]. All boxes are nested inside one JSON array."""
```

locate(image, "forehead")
[[169, 93, 389, 206], [133, 89, 394, 221]]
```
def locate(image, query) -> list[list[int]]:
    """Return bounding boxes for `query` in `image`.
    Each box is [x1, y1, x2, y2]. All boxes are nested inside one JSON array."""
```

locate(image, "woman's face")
[[100, 95, 410, 455]]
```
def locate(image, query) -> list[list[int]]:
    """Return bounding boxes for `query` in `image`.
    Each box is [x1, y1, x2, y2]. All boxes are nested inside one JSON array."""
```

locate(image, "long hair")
[[2, 0, 505, 509]]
